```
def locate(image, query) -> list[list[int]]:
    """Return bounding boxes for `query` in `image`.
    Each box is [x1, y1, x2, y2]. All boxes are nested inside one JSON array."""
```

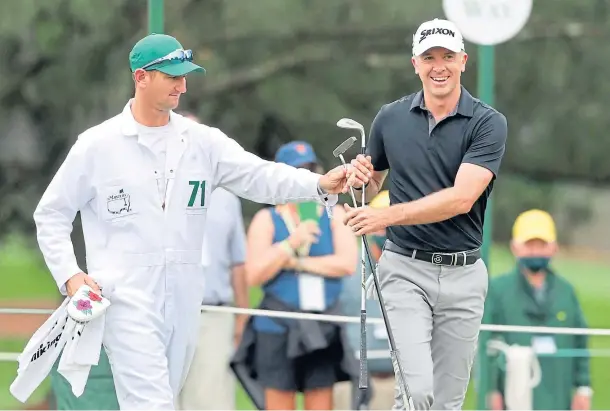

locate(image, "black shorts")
[[254, 330, 341, 392]]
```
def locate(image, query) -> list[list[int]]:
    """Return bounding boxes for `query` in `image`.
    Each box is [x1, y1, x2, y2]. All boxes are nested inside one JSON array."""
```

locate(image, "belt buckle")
[[431, 253, 447, 265], [432, 252, 465, 266]]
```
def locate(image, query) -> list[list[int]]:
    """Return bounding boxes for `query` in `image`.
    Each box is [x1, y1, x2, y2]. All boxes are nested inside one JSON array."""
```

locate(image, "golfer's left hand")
[[319, 155, 373, 194], [343, 203, 389, 235]]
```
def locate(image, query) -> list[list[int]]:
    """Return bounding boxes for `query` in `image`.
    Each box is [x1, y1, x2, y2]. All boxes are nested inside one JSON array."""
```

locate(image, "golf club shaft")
[[360, 236, 414, 410], [358, 145, 367, 390], [338, 154, 368, 389]]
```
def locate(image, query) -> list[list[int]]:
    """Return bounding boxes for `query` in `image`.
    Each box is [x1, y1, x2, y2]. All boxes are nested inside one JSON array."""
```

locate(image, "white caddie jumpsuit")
[[33, 100, 336, 409]]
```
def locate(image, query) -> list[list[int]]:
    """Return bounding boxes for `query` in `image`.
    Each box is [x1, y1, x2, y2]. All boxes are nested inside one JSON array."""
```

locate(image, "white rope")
[[0, 353, 19, 361], [2, 304, 610, 336], [2, 347, 610, 363], [2, 303, 610, 364]]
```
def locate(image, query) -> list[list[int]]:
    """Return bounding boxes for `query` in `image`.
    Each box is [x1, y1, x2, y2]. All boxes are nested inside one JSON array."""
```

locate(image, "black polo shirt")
[[367, 86, 507, 252]]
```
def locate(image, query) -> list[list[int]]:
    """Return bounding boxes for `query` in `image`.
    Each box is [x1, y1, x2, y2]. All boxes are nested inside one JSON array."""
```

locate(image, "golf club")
[[335, 121, 415, 411], [333, 136, 367, 391], [337, 118, 368, 391]]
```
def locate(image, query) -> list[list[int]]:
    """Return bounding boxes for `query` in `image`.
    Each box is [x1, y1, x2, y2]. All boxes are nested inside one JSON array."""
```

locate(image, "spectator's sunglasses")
[[140, 49, 194, 71]]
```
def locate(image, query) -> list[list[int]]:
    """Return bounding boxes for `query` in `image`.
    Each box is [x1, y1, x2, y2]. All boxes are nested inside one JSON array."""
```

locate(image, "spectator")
[[483, 209, 592, 410], [235, 141, 359, 410], [333, 190, 394, 410], [177, 112, 249, 410]]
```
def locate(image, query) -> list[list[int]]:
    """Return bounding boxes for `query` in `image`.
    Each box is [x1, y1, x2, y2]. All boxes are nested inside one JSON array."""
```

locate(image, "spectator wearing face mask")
[[482, 209, 592, 410]]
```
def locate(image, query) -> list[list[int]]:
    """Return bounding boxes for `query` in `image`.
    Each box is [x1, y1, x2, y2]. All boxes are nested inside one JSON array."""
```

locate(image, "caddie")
[[32, 33, 373, 410], [342, 19, 508, 409]]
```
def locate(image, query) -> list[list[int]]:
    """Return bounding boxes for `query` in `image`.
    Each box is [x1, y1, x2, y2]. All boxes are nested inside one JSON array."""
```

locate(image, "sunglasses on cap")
[[140, 49, 194, 71]]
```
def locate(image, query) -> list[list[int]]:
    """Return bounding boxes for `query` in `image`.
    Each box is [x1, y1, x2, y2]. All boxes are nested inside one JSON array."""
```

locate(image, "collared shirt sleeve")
[[462, 111, 507, 178], [210, 128, 338, 206], [33, 137, 95, 295], [366, 104, 390, 171], [229, 195, 247, 266]]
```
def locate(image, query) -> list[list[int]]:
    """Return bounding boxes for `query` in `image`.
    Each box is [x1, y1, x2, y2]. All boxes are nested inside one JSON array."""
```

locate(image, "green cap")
[[129, 33, 205, 76]]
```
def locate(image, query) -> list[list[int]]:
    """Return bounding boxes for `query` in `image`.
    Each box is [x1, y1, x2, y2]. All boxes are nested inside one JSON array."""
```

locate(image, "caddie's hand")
[[318, 165, 349, 194], [287, 221, 321, 249], [343, 203, 389, 236], [346, 154, 374, 189], [65, 272, 101, 297], [319, 156, 372, 194]]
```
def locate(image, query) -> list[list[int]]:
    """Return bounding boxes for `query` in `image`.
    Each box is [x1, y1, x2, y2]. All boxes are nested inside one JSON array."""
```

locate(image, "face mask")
[[518, 256, 550, 273]]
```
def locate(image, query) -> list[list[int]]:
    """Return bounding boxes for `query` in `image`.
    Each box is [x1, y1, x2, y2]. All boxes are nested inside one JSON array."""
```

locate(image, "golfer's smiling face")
[[412, 47, 467, 98]]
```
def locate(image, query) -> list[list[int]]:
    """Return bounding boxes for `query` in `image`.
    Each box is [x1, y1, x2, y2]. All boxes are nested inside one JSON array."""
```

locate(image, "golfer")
[[343, 19, 508, 410], [33, 33, 372, 410]]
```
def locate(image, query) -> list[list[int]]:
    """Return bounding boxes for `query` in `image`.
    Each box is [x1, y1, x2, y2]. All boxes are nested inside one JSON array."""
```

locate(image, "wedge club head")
[[337, 118, 365, 148]]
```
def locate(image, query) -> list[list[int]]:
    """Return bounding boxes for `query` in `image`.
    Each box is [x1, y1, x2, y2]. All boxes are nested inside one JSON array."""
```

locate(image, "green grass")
[[2, 239, 610, 409], [0, 235, 58, 300], [0, 340, 51, 410]]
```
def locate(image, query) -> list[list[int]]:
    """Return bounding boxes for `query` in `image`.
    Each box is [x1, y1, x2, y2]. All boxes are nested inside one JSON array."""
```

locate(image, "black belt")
[[383, 240, 481, 266]]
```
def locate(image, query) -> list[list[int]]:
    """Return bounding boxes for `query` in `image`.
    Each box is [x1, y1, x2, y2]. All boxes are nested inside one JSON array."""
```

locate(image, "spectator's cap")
[[129, 33, 205, 76], [512, 209, 557, 243], [369, 190, 390, 209], [412, 18, 465, 57], [275, 141, 317, 167]]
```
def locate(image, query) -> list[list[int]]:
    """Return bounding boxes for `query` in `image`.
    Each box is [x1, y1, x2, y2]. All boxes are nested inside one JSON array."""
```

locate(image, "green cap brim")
[[156, 61, 205, 76]]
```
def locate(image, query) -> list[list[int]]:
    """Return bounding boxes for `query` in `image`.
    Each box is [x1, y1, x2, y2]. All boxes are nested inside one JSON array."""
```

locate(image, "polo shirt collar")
[[410, 85, 474, 118]]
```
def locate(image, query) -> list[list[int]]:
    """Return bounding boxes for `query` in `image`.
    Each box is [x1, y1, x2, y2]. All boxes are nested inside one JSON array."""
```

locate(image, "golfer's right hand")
[[288, 221, 321, 249], [348, 154, 373, 188], [65, 272, 101, 297]]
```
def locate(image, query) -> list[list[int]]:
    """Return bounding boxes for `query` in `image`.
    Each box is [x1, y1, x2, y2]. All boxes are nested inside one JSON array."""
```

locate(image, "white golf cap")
[[412, 18, 465, 56]]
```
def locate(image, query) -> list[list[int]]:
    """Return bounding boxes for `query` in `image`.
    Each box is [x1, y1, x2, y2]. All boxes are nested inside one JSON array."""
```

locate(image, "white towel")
[[10, 298, 71, 402], [10, 286, 108, 402], [487, 340, 542, 410], [57, 315, 105, 396]]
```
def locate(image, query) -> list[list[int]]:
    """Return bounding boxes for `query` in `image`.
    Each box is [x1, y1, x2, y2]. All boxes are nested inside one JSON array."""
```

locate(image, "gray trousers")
[[376, 247, 488, 410]]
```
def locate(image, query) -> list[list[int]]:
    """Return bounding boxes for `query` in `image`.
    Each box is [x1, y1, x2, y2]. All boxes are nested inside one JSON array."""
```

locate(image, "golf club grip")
[[359, 310, 367, 388]]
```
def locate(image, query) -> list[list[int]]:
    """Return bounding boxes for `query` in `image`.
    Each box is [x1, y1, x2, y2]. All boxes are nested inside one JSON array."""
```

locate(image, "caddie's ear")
[[133, 68, 150, 88]]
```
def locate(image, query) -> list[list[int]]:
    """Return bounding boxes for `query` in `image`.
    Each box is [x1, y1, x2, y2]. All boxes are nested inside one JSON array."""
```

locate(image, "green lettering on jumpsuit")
[[188, 180, 206, 207]]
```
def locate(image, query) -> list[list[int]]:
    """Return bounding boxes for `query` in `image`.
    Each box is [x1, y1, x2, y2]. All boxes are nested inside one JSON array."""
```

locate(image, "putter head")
[[333, 136, 357, 158]]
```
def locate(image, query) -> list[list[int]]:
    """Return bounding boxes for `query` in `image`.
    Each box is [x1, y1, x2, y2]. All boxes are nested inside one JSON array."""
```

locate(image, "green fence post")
[[148, 0, 164, 34], [476, 44, 495, 411], [478, 44, 495, 267]]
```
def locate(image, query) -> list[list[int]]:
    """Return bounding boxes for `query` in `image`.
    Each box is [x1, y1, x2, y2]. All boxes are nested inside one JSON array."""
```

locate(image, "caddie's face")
[[412, 47, 467, 98], [511, 238, 557, 258], [134, 70, 187, 111]]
